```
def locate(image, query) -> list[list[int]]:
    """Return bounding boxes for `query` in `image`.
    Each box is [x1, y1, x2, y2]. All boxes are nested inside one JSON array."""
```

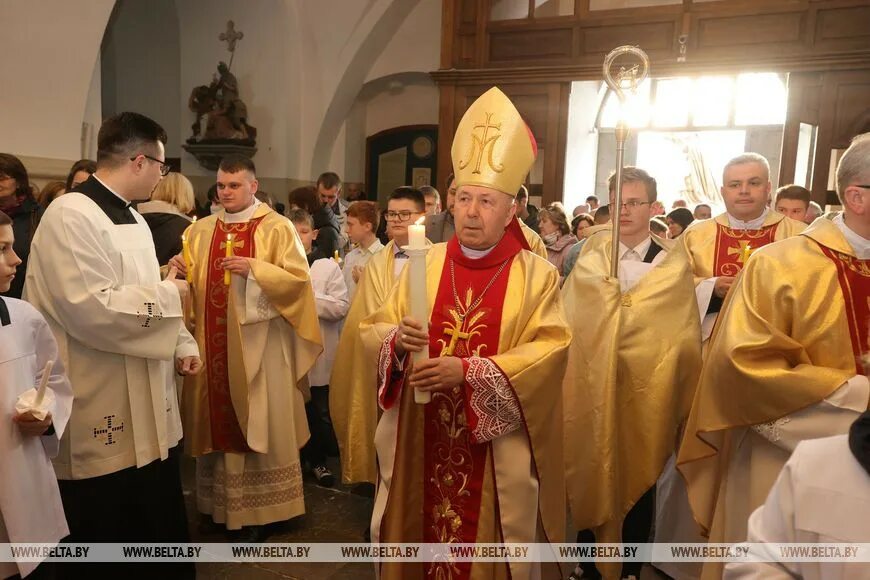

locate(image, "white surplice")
[[724, 435, 870, 580], [309, 258, 349, 387], [0, 298, 73, 578], [23, 190, 198, 480]]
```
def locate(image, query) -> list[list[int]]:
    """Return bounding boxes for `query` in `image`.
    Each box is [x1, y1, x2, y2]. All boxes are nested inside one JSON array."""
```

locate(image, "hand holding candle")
[[405, 217, 431, 404], [15, 360, 56, 422], [224, 233, 234, 285]]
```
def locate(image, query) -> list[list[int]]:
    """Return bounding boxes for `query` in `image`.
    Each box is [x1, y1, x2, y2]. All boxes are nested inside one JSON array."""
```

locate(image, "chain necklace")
[[449, 257, 511, 322]]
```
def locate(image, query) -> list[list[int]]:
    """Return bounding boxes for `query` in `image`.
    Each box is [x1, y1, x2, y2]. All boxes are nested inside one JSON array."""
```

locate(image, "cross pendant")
[[442, 325, 471, 356]]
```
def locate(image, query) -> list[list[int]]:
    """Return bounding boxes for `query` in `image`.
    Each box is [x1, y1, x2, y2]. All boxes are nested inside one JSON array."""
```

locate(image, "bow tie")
[[395, 251, 409, 259]]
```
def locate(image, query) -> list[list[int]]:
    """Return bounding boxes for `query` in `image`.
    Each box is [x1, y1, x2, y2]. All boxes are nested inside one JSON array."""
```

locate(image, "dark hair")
[[38, 181, 66, 207], [446, 173, 455, 189], [667, 207, 695, 232], [97, 112, 167, 168], [316, 172, 342, 190], [0, 210, 11, 226], [586, 195, 600, 204], [594, 204, 610, 224], [388, 186, 426, 212], [607, 166, 658, 203], [347, 200, 380, 231], [775, 184, 811, 209], [207, 183, 219, 203], [287, 208, 314, 228], [65, 159, 96, 190], [572, 213, 594, 235], [219, 154, 256, 175], [288, 186, 321, 215], [0, 154, 31, 200], [516, 184, 528, 201]]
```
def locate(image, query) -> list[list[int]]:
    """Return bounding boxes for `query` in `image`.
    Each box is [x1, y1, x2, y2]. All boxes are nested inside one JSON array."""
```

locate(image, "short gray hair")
[[807, 201, 823, 217], [836, 133, 870, 204], [723, 152, 770, 183]]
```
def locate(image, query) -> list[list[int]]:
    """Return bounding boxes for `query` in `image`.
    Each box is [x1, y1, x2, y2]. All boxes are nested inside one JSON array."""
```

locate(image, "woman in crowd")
[[138, 172, 196, 266], [0, 154, 40, 299], [37, 180, 66, 208], [64, 159, 96, 191], [666, 207, 694, 238], [539, 202, 578, 273], [572, 213, 595, 240]]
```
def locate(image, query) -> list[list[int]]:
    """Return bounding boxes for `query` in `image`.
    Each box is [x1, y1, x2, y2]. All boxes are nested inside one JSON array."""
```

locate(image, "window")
[[598, 73, 787, 129]]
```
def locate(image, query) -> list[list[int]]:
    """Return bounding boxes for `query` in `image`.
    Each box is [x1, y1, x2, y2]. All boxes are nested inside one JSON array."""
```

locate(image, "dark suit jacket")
[[425, 211, 455, 244]]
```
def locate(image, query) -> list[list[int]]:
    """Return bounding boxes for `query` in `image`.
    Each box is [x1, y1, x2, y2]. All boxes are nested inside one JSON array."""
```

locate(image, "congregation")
[[2, 84, 869, 580]]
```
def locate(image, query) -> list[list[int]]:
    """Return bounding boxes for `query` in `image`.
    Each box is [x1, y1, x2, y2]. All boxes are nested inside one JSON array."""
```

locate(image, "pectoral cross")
[[727, 240, 753, 264], [442, 325, 471, 356]]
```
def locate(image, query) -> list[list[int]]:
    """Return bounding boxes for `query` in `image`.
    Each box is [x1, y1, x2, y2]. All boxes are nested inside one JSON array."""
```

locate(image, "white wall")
[[0, 0, 115, 160], [101, 0, 182, 157], [563, 81, 604, 211], [176, 0, 295, 179]]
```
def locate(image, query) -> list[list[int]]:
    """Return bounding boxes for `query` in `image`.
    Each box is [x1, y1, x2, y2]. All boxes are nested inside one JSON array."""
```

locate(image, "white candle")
[[34, 360, 54, 407], [406, 217, 430, 404], [408, 220, 426, 250]]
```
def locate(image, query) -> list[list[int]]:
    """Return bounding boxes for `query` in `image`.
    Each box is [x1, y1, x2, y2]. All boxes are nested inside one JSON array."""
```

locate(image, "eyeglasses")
[[611, 200, 650, 210], [385, 210, 422, 222], [131, 154, 171, 176]]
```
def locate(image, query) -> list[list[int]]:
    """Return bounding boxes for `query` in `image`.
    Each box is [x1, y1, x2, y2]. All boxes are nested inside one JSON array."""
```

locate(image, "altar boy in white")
[[23, 113, 201, 577], [0, 210, 73, 579]]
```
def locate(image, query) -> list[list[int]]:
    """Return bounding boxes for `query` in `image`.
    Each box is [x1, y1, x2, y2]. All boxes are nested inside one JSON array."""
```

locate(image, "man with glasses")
[[330, 187, 428, 489], [563, 167, 702, 580], [23, 112, 201, 577], [680, 133, 870, 580]]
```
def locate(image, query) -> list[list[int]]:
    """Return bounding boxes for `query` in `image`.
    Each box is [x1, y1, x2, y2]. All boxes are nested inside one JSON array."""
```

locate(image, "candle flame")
[[226, 233, 233, 242], [414, 216, 425, 226], [192, 216, 197, 223], [181, 233, 187, 242]]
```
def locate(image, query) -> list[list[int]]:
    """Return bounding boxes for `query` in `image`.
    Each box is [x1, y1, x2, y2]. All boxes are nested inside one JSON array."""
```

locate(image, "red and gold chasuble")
[[713, 222, 777, 276], [203, 217, 265, 452], [380, 232, 523, 580], [818, 245, 870, 374]]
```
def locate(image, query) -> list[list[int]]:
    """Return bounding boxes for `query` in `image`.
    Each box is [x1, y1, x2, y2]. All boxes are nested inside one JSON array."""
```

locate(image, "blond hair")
[[150, 172, 195, 215]]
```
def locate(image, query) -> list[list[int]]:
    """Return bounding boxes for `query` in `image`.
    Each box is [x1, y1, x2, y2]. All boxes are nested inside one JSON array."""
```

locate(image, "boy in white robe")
[[0, 210, 73, 579]]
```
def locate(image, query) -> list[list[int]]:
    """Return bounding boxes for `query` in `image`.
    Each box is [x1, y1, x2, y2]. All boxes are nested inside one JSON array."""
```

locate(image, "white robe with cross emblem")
[[23, 192, 199, 480]]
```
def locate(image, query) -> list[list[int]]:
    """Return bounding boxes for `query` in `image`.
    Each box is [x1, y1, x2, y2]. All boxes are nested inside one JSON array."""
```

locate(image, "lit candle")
[[408, 218, 426, 250], [406, 216, 430, 404], [333, 250, 342, 265], [741, 243, 753, 264], [224, 233, 234, 286], [182, 233, 193, 283]]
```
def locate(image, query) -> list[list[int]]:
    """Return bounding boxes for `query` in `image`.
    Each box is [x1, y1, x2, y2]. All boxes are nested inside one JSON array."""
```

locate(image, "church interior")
[[3, 1, 870, 579]]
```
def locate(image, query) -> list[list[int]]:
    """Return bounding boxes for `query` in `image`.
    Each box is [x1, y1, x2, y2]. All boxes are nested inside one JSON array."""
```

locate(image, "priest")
[[678, 133, 870, 579], [168, 155, 322, 540], [23, 113, 201, 577], [563, 167, 702, 580], [360, 87, 572, 580], [330, 186, 427, 487], [680, 152, 805, 340]]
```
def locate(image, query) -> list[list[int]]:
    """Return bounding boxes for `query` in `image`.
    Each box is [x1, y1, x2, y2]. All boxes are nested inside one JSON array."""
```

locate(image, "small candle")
[[224, 233, 234, 286], [741, 243, 753, 264], [408, 217, 426, 249], [182, 233, 193, 283], [34, 360, 54, 407], [333, 250, 342, 265]]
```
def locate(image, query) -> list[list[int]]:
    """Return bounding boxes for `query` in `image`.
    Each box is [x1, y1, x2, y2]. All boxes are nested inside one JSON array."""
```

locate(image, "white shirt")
[[308, 258, 350, 386], [343, 238, 384, 301], [725, 435, 870, 580], [727, 207, 770, 230], [393, 242, 410, 279], [617, 236, 668, 292], [835, 213, 870, 259], [223, 199, 262, 224]]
